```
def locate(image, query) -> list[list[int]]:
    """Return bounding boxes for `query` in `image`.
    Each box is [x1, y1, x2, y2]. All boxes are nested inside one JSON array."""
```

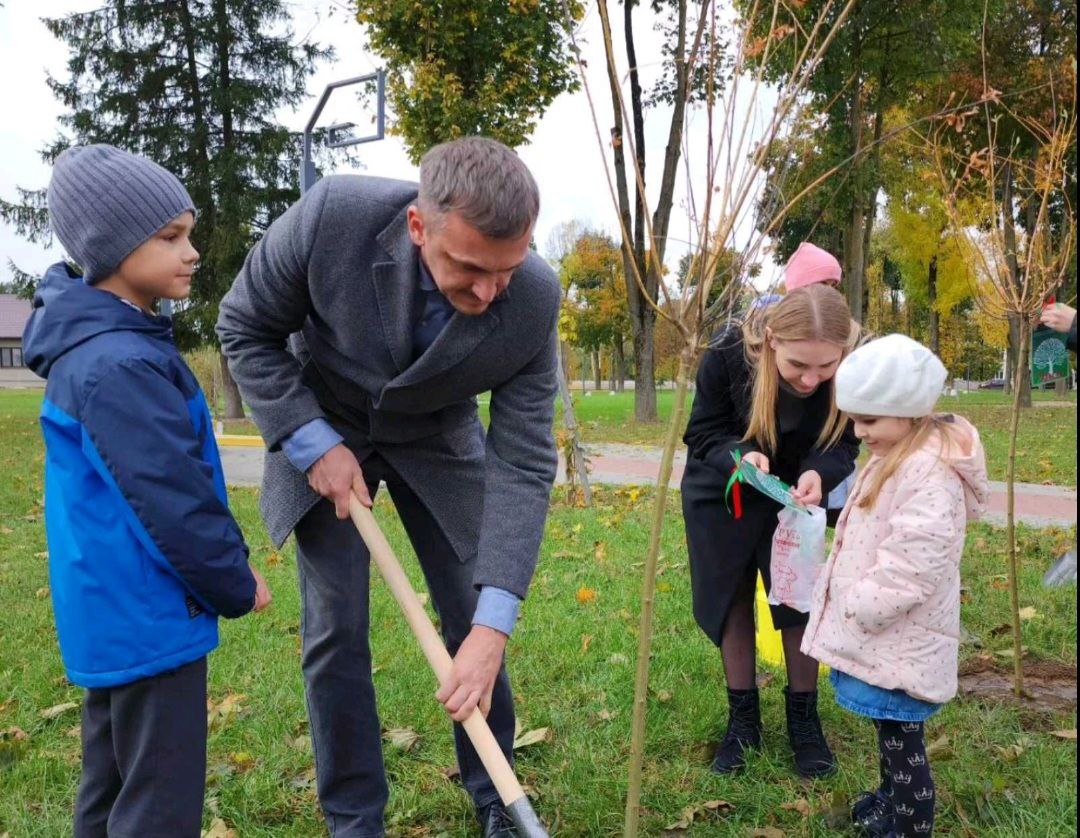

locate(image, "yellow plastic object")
[[755, 576, 785, 667]]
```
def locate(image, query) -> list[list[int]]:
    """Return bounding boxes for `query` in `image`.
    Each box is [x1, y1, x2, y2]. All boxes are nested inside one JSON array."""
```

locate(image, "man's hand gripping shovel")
[[347, 493, 549, 837]]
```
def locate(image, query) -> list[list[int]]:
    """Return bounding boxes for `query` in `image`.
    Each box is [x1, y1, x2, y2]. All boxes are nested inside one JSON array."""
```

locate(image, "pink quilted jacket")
[[801, 415, 989, 704]]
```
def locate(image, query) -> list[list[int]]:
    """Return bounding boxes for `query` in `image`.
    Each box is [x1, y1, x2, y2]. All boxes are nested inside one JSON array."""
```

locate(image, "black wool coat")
[[680, 327, 859, 645]]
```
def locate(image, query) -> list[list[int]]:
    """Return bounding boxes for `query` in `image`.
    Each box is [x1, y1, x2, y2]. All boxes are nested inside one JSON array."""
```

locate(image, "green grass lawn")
[[0, 391, 1076, 836]]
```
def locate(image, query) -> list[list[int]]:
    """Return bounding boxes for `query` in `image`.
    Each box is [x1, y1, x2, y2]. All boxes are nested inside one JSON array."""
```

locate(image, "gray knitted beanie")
[[47, 145, 196, 284]]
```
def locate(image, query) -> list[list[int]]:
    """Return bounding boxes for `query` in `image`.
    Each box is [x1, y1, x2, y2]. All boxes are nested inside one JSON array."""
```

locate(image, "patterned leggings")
[[876, 719, 936, 836]]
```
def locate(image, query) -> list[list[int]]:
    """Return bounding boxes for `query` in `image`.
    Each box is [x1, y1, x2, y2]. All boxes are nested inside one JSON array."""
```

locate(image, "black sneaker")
[[851, 789, 894, 837], [710, 687, 763, 774]]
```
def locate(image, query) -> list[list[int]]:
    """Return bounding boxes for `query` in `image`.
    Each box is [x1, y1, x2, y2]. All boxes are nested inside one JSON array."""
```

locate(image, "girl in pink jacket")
[[802, 334, 989, 838]]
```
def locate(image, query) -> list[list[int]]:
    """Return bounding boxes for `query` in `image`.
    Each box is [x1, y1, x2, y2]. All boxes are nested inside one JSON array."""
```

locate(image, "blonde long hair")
[[741, 284, 858, 454], [857, 415, 964, 509]]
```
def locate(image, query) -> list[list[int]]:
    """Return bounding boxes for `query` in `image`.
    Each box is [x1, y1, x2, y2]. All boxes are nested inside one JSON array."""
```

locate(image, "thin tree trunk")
[[857, 78, 886, 320], [1005, 318, 1029, 697], [556, 340, 592, 507], [624, 347, 695, 837], [1001, 162, 1032, 407], [860, 197, 875, 323], [614, 339, 626, 392], [624, 0, 646, 273], [928, 255, 939, 355], [593, 349, 602, 390], [846, 197, 866, 324], [843, 60, 866, 322]]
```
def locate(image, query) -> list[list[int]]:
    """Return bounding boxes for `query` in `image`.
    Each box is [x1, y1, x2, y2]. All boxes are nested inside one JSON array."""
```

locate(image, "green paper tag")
[[730, 451, 808, 513]]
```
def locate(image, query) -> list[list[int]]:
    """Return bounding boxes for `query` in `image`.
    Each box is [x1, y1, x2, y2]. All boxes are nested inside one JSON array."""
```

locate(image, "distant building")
[[0, 294, 42, 388]]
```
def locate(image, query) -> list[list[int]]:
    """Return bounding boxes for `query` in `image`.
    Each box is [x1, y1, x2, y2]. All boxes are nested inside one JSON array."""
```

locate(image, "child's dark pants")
[[74, 656, 207, 838]]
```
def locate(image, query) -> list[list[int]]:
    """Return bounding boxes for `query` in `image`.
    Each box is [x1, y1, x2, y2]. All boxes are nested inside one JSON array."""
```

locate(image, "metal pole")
[[300, 71, 386, 195]]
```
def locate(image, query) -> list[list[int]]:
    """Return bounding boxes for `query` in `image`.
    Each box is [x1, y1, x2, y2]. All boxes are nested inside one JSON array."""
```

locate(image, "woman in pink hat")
[[784, 242, 842, 292], [783, 243, 854, 525]]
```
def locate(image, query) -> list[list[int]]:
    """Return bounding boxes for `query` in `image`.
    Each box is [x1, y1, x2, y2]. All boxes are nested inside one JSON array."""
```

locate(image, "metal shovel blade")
[[1043, 549, 1077, 587], [506, 796, 549, 837]]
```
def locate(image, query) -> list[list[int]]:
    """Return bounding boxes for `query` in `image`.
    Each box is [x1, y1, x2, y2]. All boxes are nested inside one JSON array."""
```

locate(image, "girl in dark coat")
[[681, 284, 860, 778]]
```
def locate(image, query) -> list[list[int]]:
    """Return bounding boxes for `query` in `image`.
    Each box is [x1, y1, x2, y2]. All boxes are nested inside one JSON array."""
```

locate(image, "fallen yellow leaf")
[[665, 799, 735, 829], [228, 751, 256, 771], [201, 818, 238, 838], [206, 693, 246, 729], [576, 586, 597, 605], [782, 799, 811, 816], [513, 726, 551, 749], [383, 727, 420, 752]]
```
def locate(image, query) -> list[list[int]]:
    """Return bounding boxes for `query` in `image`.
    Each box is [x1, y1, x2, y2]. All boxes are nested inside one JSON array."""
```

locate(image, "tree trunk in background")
[[634, 323, 656, 411], [843, 62, 866, 324], [556, 340, 592, 507], [1006, 314, 1033, 406], [857, 104, 884, 322], [613, 339, 626, 392], [1001, 162, 1032, 407], [845, 197, 866, 324], [928, 255, 939, 355], [593, 349, 602, 390], [219, 353, 245, 419], [597, 0, 705, 424], [640, 0, 696, 417]]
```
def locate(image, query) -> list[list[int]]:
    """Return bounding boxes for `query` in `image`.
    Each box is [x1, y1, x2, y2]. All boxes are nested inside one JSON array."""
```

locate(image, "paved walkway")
[[218, 439, 1077, 529]]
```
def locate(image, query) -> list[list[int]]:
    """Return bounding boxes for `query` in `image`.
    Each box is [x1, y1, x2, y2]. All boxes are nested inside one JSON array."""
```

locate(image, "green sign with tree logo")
[[1031, 326, 1071, 387]]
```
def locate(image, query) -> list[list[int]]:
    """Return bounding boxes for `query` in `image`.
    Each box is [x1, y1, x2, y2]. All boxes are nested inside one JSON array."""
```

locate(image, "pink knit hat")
[[784, 242, 842, 291]]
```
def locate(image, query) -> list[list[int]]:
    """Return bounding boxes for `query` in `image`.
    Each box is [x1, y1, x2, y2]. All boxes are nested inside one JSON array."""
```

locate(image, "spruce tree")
[[1, 1, 329, 416]]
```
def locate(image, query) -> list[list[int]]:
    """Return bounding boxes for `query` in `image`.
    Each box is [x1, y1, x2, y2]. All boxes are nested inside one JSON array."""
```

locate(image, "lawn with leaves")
[[0, 390, 1076, 836]]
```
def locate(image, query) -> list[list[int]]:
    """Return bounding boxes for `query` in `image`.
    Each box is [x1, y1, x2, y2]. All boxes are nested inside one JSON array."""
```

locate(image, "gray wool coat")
[[216, 175, 561, 598]]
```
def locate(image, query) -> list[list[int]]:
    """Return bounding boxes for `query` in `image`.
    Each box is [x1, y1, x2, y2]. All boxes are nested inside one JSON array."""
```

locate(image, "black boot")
[[477, 800, 518, 837], [784, 687, 836, 778], [710, 688, 763, 774]]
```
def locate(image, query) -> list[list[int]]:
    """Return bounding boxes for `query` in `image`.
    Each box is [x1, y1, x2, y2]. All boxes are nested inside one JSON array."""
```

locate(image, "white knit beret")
[[835, 333, 947, 418]]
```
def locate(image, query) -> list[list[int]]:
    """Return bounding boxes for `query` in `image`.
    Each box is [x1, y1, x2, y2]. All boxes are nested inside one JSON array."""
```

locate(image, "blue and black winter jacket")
[[23, 263, 255, 688]]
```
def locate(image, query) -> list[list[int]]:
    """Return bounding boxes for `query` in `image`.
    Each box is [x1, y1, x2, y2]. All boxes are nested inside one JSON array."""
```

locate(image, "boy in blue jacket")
[[22, 144, 271, 838]]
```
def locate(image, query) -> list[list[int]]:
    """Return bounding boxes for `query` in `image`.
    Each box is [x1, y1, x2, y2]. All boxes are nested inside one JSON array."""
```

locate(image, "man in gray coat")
[[217, 137, 560, 837]]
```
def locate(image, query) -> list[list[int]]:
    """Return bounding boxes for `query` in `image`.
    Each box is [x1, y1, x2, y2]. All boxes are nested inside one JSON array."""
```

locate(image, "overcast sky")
[[0, 0, 783, 287]]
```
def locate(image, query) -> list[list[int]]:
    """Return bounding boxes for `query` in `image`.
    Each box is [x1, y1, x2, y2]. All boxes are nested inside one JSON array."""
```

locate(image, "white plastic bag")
[[767, 505, 827, 613]]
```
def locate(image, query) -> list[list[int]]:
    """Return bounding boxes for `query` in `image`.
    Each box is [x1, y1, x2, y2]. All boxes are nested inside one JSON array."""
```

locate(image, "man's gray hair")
[[418, 136, 539, 239]]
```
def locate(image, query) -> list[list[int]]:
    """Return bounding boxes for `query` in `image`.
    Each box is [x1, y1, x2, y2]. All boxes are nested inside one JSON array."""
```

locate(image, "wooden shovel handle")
[[348, 495, 527, 807]]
